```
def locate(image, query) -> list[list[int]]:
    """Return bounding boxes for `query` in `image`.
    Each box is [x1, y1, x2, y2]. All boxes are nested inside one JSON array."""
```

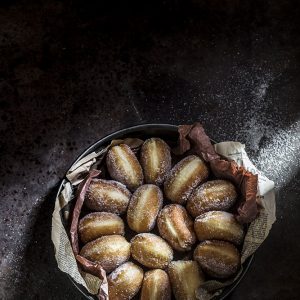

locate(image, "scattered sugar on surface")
[[222, 70, 300, 190], [236, 118, 300, 188], [161, 62, 300, 194], [0, 186, 41, 294]]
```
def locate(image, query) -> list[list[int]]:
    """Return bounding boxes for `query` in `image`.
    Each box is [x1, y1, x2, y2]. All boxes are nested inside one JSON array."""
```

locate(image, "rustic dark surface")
[[0, 0, 299, 299]]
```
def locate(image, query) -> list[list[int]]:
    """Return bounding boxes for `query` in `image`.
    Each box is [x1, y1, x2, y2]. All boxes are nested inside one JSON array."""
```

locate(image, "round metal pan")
[[56, 123, 254, 299]]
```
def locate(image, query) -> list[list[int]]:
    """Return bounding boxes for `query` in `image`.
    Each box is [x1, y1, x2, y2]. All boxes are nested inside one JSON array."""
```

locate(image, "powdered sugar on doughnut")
[[106, 144, 143, 191], [131, 233, 173, 268], [194, 240, 240, 279], [187, 179, 237, 217], [127, 184, 163, 232], [140, 138, 172, 185], [164, 155, 209, 204], [85, 179, 131, 214]]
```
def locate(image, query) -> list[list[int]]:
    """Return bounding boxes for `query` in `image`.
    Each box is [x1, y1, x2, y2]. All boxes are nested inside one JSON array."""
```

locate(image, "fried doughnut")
[[106, 144, 143, 191], [79, 212, 125, 244], [85, 179, 131, 214], [194, 240, 240, 279], [187, 179, 237, 218], [157, 204, 196, 251], [140, 269, 171, 300], [140, 138, 171, 185], [168, 260, 205, 300], [131, 233, 173, 269], [164, 155, 209, 204], [127, 184, 163, 233], [80, 235, 130, 273], [194, 211, 244, 245], [108, 262, 144, 300]]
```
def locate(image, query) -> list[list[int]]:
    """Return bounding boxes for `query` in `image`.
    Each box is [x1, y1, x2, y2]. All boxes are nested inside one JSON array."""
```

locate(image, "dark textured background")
[[0, 0, 299, 299]]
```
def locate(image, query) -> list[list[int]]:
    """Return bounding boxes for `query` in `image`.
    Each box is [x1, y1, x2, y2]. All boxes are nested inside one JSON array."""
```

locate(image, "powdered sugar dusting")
[[237, 117, 300, 188], [127, 184, 163, 232], [194, 240, 240, 279], [140, 138, 172, 185], [187, 180, 237, 217], [108, 262, 143, 299], [131, 233, 173, 268], [232, 71, 300, 189], [168, 260, 204, 299], [194, 211, 244, 244], [164, 155, 209, 203], [85, 179, 131, 214], [109, 262, 140, 282], [80, 235, 130, 272], [157, 204, 196, 251], [0, 188, 41, 297], [106, 144, 143, 191]]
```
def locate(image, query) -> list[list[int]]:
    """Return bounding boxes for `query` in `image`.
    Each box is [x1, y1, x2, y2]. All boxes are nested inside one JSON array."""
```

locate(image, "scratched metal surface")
[[0, 1, 299, 299]]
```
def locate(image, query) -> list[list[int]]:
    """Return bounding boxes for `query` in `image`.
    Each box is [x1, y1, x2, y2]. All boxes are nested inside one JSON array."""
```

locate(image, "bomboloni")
[[140, 137, 171, 185], [168, 260, 205, 300], [187, 179, 237, 218], [79, 212, 125, 244], [131, 233, 173, 269], [157, 204, 196, 251], [194, 211, 244, 245], [127, 184, 163, 233], [140, 269, 171, 300], [106, 144, 144, 191], [194, 240, 240, 279], [80, 235, 130, 273], [85, 179, 131, 215], [108, 262, 144, 300], [164, 155, 209, 204]]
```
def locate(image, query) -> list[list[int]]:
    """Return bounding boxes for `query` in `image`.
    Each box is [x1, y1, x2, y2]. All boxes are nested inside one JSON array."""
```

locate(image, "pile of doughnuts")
[[78, 138, 245, 300]]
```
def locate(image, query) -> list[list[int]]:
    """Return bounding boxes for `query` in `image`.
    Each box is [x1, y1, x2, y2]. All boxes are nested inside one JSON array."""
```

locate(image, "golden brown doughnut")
[[127, 184, 163, 233], [108, 262, 144, 300], [79, 212, 125, 244], [85, 179, 131, 214], [187, 179, 237, 218], [140, 138, 171, 185], [164, 155, 209, 204], [194, 240, 240, 279], [168, 260, 205, 300], [194, 211, 244, 245], [131, 233, 173, 269], [157, 204, 196, 251], [80, 235, 130, 273], [140, 269, 171, 300], [106, 144, 143, 191]]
